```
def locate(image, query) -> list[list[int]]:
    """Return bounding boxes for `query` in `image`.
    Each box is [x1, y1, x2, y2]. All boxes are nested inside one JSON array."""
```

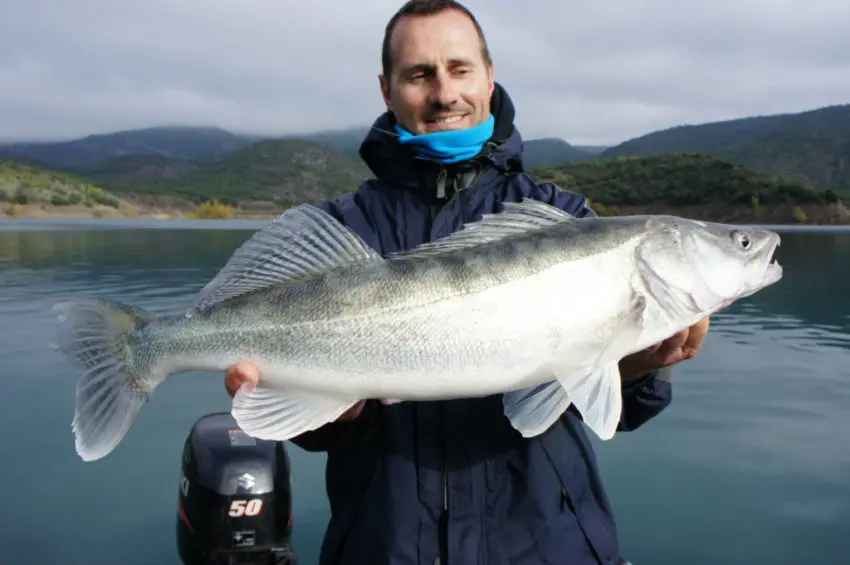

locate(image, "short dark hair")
[[380, 0, 492, 79]]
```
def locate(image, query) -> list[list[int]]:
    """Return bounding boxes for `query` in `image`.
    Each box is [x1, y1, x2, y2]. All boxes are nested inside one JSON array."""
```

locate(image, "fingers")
[[224, 361, 260, 398], [338, 401, 366, 422], [620, 316, 713, 381], [654, 329, 689, 362], [655, 316, 711, 365], [683, 316, 710, 356]]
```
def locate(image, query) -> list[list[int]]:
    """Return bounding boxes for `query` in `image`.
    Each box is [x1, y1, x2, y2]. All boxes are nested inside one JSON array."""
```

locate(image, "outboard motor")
[[176, 411, 298, 565]]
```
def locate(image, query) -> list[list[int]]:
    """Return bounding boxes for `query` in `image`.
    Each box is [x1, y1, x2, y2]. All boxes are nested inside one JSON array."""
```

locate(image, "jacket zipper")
[[431, 161, 482, 565], [429, 163, 456, 564], [430, 149, 493, 564]]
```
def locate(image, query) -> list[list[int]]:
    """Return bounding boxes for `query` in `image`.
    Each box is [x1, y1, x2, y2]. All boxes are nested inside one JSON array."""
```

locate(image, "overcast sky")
[[2, 0, 849, 145]]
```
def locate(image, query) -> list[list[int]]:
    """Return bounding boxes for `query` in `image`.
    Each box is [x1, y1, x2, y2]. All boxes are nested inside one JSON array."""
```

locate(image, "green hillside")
[[0, 160, 122, 210], [83, 154, 202, 181], [713, 131, 849, 189], [93, 139, 371, 207], [601, 104, 850, 192], [530, 154, 848, 224], [4, 127, 848, 224], [532, 153, 839, 205]]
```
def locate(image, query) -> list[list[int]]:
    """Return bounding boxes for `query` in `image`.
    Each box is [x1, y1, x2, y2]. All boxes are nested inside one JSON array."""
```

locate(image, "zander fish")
[[52, 198, 783, 461]]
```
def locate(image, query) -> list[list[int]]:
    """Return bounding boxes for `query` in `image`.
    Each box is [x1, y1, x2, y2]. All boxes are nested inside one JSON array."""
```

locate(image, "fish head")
[[638, 217, 783, 317]]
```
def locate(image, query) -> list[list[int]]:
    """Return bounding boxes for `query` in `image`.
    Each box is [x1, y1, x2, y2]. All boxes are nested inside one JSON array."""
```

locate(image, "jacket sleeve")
[[286, 192, 385, 453], [533, 179, 674, 432]]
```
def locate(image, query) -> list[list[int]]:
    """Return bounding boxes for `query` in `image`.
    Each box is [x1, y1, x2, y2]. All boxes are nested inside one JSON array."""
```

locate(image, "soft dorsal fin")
[[389, 198, 579, 260], [186, 204, 382, 316]]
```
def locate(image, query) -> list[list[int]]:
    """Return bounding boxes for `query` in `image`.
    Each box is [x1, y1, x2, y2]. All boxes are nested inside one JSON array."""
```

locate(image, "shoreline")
[[1, 202, 281, 221], [3, 200, 850, 226]]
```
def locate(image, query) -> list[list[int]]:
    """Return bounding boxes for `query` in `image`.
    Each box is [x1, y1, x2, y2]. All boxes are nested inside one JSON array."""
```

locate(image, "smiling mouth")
[[425, 114, 468, 128]]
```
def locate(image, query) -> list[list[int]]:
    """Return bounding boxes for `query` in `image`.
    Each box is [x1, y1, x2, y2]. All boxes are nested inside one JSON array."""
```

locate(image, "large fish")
[[52, 198, 783, 462]]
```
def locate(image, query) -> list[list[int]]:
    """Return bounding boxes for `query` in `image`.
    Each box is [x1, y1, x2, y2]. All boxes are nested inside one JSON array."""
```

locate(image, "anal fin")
[[231, 384, 360, 441]]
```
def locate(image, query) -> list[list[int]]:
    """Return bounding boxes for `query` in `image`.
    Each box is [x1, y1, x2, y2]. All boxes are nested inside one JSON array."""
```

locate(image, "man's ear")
[[379, 74, 392, 110], [488, 63, 495, 96]]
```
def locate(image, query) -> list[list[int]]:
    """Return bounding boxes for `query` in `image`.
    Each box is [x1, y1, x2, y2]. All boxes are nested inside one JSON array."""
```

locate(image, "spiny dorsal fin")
[[388, 198, 579, 260], [186, 204, 382, 316]]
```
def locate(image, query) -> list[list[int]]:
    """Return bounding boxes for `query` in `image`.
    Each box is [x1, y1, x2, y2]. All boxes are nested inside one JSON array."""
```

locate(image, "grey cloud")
[[484, 0, 850, 142], [1, 0, 848, 144]]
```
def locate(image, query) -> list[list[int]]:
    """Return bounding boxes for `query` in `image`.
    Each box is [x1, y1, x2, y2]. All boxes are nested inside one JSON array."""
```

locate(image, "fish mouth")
[[743, 230, 783, 296], [760, 232, 783, 286]]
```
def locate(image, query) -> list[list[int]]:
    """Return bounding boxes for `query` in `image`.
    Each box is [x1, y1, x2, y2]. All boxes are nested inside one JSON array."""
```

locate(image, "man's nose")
[[430, 72, 459, 106]]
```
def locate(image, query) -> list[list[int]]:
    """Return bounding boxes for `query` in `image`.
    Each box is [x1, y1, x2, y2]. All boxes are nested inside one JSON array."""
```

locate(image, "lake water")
[[0, 218, 848, 565]]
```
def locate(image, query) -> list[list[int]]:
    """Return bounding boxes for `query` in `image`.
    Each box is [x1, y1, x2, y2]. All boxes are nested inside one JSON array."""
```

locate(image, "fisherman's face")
[[380, 9, 495, 135]]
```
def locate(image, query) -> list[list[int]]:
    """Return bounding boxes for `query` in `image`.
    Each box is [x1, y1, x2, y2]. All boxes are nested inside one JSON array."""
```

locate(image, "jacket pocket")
[[538, 421, 620, 565]]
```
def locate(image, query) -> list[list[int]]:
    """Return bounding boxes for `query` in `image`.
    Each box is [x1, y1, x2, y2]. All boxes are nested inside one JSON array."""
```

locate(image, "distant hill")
[[280, 127, 370, 155], [601, 104, 850, 192], [253, 128, 599, 168], [0, 124, 599, 174], [62, 134, 599, 207], [92, 139, 371, 207], [4, 151, 848, 224], [4, 100, 849, 221], [573, 145, 609, 155], [4, 102, 849, 192], [522, 138, 596, 168], [530, 153, 848, 224], [0, 126, 252, 170], [83, 154, 202, 182]]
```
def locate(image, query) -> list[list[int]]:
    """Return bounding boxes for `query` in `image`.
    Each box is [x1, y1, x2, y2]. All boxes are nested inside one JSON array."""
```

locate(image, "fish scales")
[[145, 217, 651, 399]]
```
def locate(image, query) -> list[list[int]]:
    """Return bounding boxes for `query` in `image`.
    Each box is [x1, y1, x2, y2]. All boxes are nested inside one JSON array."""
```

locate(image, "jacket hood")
[[358, 82, 525, 190]]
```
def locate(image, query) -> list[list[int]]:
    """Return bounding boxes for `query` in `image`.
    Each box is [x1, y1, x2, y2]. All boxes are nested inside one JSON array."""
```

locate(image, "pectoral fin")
[[231, 384, 360, 441], [564, 362, 623, 440], [504, 291, 647, 440], [560, 293, 647, 440]]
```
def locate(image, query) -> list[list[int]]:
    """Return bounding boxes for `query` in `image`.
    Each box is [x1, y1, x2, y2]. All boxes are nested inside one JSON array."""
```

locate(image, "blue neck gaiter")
[[394, 114, 495, 164]]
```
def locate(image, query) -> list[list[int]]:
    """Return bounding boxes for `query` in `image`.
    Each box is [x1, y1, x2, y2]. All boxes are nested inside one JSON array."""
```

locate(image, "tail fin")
[[52, 298, 157, 462]]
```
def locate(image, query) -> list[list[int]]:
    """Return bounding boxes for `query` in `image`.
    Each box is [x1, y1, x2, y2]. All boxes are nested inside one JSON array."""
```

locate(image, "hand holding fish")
[[618, 315, 711, 382]]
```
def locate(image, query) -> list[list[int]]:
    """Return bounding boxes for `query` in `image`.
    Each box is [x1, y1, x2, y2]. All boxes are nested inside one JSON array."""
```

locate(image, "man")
[[226, 1, 710, 563]]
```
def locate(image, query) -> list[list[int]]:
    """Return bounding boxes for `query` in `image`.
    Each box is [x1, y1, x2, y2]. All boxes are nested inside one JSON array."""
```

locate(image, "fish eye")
[[732, 230, 751, 250]]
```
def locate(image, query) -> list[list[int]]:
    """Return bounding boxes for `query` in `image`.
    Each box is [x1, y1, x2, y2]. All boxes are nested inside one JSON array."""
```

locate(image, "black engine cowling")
[[176, 411, 297, 565]]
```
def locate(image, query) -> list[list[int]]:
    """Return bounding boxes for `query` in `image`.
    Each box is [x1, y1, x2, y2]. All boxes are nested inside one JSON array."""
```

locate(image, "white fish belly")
[[257, 250, 639, 400]]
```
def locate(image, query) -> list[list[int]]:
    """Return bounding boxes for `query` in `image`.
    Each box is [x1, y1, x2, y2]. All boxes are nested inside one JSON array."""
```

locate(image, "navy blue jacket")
[[292, 84, 673, 565]]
